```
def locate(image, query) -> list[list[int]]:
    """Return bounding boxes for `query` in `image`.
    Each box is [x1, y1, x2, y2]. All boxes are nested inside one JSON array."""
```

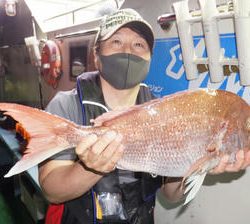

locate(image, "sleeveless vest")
[[61, 72, 162, 224]]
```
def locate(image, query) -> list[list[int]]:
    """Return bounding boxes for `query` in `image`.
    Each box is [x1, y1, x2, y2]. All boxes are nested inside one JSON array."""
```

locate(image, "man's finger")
[[90, 131, 117, 155], [225, 150, 244, 172], [92, 134, 123, 168], [75, 134, 98, 155], [102, 144, 125, 172], [242, 150, 250, 169], [100, 134, 123, 159], [210, 154, 229, 174]]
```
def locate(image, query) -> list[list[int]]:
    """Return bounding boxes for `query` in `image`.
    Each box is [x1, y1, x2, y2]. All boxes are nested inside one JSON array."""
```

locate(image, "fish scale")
[[115, 113, 221, 176]]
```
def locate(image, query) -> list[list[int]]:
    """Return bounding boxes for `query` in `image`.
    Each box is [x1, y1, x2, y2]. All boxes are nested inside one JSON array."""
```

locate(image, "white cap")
[[97, 8, 154, 52]]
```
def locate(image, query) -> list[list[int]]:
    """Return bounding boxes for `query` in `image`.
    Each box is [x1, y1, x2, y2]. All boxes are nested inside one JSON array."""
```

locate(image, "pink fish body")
[[97, 88, 250, 177], [0, 88, 250, 180]]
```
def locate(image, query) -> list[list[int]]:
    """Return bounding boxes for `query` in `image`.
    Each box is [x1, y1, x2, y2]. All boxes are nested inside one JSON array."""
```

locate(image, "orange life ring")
[[41, 40, 62, 88]]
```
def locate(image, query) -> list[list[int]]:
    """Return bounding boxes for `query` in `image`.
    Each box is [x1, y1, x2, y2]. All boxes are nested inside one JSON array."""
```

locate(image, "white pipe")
[[194, 57, 238, 65], [199, 0, 224, 83], [173, 0, 198, 80], [220, 57, 238, 66], [234, 0, 250, 86], [194, 57, 208, 65], [194, 57, 238, 66]]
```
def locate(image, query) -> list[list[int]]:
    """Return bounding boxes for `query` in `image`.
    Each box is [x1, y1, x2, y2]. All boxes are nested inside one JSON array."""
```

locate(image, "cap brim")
[[99, 20, 154, 52]]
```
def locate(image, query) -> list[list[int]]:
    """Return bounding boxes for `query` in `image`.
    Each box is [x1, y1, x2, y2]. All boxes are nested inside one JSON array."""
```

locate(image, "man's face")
[[95, 27, 152, 90], [99, 27, 151, 61]]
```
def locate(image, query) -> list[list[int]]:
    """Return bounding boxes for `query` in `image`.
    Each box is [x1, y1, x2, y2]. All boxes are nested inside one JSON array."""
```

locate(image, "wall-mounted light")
[[5, 0, 18, 17]]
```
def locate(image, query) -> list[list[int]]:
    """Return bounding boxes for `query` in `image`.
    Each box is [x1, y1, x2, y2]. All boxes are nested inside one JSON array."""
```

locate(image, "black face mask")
[[99, 53, 150, 90]]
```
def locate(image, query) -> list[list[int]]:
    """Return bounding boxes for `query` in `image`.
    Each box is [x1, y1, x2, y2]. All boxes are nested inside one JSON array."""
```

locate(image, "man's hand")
[[75, 131, 124, 175], [210, 149, 250, 174]]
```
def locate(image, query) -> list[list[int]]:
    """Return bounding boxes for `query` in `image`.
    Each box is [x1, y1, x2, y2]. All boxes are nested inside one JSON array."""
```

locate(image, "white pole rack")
[[170, 0, 250, 86]]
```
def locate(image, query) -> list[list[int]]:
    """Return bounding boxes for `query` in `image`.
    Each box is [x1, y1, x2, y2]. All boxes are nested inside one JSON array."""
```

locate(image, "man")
[[40, 8, 250, 224]]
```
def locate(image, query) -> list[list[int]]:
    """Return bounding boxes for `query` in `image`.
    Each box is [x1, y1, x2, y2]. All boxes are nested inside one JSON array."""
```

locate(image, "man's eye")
[[134, 41, 149, 50], [111, 39, 122, 45], [134, 42, 144, 48]]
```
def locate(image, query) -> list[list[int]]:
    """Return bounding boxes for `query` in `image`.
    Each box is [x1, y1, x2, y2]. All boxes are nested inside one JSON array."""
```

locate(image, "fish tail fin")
[[0, 103, 95, 178], [4, 144, 74, 178], [182, 156, 220, 205]]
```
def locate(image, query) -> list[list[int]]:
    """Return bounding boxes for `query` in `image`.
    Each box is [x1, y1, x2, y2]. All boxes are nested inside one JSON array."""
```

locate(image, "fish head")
[[218, 93, 250, 153], [234, 101, 250, 149]]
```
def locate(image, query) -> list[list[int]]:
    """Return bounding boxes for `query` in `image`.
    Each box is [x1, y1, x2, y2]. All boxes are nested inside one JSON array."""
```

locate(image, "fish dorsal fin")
[[92, 106, 141, 127], [92, 109, 128, 127]]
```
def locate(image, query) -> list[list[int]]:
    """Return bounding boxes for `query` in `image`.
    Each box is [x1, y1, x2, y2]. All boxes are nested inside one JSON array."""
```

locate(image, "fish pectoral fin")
[[182, 156, 220, 205], [183, 171, 207, 205], [206, 120, 229, 153], [182, 121, 228, 205]]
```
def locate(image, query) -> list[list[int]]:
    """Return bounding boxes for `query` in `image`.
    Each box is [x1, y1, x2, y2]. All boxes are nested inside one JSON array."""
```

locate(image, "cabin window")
[[70, 45, 87, 79]]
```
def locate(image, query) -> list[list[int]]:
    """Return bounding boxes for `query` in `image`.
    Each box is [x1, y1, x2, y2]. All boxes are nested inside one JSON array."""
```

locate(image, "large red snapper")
[[0, 88, 249, 203]]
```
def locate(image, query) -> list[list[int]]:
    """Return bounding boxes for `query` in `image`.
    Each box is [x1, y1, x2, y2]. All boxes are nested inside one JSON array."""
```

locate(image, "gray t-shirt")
[[45, 88, 83, 160], [45, 88, 137, 183]]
